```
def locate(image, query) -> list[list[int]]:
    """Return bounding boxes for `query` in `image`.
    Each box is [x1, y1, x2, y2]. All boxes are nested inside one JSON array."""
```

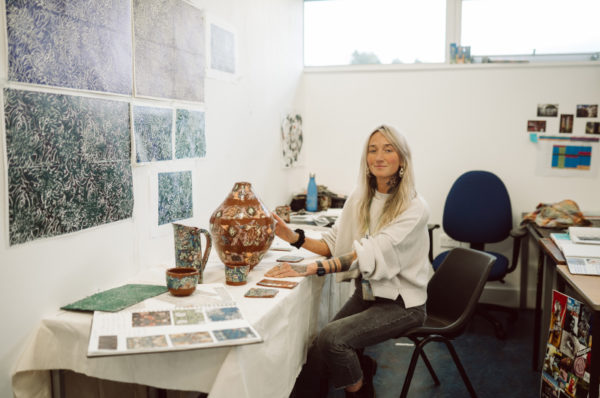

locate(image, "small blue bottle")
[[306, 173, 318, 212]]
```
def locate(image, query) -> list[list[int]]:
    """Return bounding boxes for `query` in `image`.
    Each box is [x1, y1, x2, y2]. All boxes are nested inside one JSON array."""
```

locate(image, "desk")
[[12, 244, 330, 398], [528, 226, 600, 398]]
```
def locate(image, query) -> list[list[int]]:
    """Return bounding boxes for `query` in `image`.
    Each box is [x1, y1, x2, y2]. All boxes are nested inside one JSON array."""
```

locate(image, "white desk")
[[12, 245, 332, 398]]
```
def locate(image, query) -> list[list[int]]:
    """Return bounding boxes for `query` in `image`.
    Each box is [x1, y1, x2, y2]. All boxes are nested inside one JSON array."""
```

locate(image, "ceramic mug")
[[173, 223, 212, 283], [224, 265, 250, 286], [166, 267, 199, 296], [275, 205, 291, 223]]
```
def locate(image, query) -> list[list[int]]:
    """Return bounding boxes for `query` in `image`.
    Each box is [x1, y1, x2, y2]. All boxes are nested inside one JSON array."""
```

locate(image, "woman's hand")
[[265, 262, 307, 278], [273, 213, 298, 243]]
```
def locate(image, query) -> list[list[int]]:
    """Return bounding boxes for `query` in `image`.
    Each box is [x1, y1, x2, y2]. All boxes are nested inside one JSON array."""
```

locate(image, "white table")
[[12, 245, 332, 398]]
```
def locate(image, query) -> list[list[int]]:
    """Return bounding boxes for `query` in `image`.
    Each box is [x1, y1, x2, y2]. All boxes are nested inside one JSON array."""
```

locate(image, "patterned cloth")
[[521, 199, 591, 228]]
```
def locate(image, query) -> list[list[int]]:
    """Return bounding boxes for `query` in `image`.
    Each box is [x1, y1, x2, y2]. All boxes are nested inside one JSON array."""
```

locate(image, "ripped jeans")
[[291, 283, 426, 396]]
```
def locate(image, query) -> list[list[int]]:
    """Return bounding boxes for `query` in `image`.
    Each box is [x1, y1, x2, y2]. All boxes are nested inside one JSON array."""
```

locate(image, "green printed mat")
[[61, 284, 168, 312]]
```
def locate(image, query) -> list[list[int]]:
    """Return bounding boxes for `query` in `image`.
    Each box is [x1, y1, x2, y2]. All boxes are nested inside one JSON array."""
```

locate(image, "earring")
[[398, 166, 405, 177]]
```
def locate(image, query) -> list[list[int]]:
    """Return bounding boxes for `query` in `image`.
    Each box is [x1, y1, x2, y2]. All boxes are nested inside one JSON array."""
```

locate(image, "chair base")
[[476, 303, 519, 340], [399, 335, 477, 398]]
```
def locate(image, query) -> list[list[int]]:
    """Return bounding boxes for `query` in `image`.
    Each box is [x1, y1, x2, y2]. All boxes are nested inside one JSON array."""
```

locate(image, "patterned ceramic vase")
[[209, 182, 275, 270]]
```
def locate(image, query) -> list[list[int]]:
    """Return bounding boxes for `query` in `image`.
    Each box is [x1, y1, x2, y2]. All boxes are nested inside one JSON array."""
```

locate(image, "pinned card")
[[244, 288, 279, 298]]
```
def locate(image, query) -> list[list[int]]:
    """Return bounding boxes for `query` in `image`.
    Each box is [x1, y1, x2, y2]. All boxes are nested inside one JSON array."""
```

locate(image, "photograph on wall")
[[281, 113, 304, 168], [535, 136, 600, 178], [133, 0, 205, 102], [576, 105, 598, 118], [158, 171, 193, 226], [528, 120, 547, 132], [538, 104, 559, 117], [5, 0, 132, 94], [133, 105, 173, 164], [560, 115, 574, 133], [4, 88, 133, 245], [175, 109, 206, 159], [585, 122, 600, 135], [540, 290, 592, 398]]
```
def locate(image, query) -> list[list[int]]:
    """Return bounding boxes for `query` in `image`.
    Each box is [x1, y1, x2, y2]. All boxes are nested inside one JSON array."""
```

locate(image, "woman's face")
[[367, 131, 402, 180]]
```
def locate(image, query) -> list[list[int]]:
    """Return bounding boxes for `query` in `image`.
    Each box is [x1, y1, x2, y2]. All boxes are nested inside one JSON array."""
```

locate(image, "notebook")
[[568, 227, 600, 245]]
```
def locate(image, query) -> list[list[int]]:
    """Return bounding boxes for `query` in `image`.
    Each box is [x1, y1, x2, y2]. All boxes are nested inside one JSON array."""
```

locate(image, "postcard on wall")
[[281, 113, 304, 168], [576, 104, 598, 118], [528, 120, 547, 132], [559, 115, 574, 133], [538, 104, 559, 117], [540, 290, 592, 398], [535, 136, 600, 178], [205, 15, 238, 81], [87, 283, 262, 357]]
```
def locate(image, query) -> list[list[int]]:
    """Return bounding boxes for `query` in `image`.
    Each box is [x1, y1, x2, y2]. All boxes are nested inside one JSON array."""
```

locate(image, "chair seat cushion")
[[433, 250, 508, 281]]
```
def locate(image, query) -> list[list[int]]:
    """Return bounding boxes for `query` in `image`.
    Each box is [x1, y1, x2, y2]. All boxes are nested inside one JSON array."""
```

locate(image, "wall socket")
[[439, 233, 462, 248]]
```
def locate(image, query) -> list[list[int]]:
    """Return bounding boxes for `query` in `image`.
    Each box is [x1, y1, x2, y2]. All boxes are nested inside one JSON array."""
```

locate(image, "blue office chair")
[[432, 170, 526, 339]]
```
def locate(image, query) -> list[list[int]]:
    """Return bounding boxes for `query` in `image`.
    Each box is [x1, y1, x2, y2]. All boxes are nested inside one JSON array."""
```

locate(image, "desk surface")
[[12, 239, 333, 398]]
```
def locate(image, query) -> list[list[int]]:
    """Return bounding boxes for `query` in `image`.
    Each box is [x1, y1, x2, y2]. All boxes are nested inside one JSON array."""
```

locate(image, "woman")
[[266, 125, 432, 398]]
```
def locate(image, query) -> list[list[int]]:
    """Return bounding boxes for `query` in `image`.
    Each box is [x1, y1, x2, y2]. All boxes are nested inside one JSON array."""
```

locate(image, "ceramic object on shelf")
[[173, 223, 212, 283], [166, 267, 199, 296], [224, 265, 250, 286], [209, 182, 275, 270]]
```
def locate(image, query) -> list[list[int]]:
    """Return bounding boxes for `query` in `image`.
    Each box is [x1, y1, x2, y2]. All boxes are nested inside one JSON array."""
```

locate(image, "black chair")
[[432, 170, 526, 339], [397, 247, 496, 398]]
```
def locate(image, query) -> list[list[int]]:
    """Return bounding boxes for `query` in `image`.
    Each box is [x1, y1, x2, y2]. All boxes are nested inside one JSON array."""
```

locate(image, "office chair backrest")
[[442, 170, 512, 245], [427, 247, 495, 336]]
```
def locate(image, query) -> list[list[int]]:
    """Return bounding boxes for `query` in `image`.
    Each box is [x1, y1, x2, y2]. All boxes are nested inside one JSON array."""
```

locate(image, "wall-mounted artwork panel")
[[133, 106, 173, 163], [210, 24, 236, 74], [133, 0, 205, 102], [158, 171, 193, 225], [175, 109, 206, 159], [4, 89, 133, 245], [5, 0, 132, 95]]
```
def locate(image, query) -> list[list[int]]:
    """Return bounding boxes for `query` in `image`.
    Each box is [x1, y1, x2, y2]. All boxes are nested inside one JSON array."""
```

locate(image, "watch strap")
[[291, 228, 305, 249]]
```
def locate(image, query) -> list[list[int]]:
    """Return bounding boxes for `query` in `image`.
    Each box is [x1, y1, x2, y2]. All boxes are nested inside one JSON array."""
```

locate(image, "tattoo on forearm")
[[321, 252, 356, 274], [290, 264, 307, 274]]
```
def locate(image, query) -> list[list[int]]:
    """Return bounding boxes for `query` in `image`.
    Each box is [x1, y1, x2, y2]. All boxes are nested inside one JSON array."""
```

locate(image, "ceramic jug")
[[172, 223, 212, 283]]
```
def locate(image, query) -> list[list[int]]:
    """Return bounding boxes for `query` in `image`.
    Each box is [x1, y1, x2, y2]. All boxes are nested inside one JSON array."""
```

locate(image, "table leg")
[[533, 247, 545, 371], [590, 312, 600, 398], [520, 233, 529, 309]]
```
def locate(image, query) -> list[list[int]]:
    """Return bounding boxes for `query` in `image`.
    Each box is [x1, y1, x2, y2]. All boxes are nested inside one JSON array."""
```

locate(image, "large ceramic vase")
[[209, 182, 275, 270]]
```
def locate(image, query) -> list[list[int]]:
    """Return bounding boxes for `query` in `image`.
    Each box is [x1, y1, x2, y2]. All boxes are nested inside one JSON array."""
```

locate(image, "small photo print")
[[172, 309, 206, 325], [206, 306, 242, 322], [132, 311, 172, 327], [213, 327, 256, 341], [98, 335, 118, 350], [170, 331, 213, 346], [126, 335, 168, 349], [559, 114, 573, 133], [576, 104, 598, 118], [538, 104, 558, 117], [527, 120, 547, 132], [585, 122, 600, 135]]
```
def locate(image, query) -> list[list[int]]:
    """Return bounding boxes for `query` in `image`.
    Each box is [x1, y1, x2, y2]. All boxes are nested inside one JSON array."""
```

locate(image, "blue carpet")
[[328, 309, 541, 398]]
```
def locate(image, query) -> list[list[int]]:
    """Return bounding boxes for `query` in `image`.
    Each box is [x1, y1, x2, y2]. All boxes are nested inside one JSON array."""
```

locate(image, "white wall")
[[0, 0, 303, 396], [297, 63, 600, 306]]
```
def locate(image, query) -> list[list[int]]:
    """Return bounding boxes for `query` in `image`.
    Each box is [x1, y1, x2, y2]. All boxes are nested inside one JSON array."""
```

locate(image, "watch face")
[[317, 266, 325, 276]]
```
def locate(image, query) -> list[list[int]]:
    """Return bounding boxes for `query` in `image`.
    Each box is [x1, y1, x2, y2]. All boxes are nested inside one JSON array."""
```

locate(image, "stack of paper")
[[550, 230, 600, 276]]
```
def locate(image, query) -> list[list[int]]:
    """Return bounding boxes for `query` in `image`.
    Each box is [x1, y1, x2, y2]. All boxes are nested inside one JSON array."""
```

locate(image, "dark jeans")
[[291, 283, 426, 397]]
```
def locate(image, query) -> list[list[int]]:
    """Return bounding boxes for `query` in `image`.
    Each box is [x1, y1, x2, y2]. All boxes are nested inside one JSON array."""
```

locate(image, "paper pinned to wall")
[[536, 136, 600, 178]]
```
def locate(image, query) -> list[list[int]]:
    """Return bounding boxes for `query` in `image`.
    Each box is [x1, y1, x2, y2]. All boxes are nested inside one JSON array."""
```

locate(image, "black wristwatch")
[[316, 260, 326, 276], [291, 228, 305, 249]]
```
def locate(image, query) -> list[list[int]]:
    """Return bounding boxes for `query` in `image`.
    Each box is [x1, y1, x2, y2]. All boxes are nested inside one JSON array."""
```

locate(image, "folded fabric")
[[61, 284, 168, 312], [521, 199, 591, 228]]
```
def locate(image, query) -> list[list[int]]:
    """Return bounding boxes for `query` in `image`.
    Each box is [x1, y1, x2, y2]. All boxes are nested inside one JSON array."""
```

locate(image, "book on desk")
[[550, 232, 600, 276]]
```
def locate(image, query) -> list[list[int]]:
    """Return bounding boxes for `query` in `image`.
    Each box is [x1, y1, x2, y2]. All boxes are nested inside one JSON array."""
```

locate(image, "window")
[[461, 0, 600, 61], [304, 0, 600, 66], [303, 0, 447, 66]]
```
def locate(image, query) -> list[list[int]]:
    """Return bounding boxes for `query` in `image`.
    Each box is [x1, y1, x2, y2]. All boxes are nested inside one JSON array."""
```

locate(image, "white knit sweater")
[[321, 191, 432, 308]]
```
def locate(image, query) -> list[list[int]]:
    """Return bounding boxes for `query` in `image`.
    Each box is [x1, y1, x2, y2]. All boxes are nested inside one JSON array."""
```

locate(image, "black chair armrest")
[[427, 224, 440, 263], [507, 227, 526, 274]]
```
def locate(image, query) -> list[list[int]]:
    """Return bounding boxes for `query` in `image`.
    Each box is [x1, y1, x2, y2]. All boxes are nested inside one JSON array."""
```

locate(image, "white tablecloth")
[[12, 245, 338, 398]]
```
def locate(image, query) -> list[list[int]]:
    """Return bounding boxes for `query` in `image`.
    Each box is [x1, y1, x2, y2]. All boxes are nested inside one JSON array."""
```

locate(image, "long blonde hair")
[[357, 125, 416, 234]]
